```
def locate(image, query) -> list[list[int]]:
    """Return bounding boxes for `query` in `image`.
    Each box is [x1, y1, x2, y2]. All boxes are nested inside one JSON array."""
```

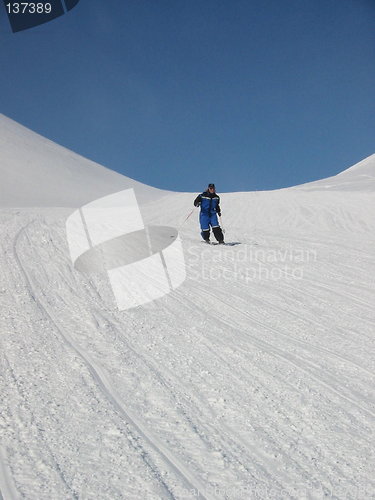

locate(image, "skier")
[[194, 183, 225, 244]]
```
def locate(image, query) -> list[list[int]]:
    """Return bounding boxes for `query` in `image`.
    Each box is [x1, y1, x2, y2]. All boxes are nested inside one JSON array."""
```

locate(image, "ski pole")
[[219, 215, 226, 234], [178, 208, 194, 231]]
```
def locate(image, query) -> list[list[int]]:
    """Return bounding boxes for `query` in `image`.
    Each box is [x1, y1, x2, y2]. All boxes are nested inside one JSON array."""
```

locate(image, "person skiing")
[[194, 183, 225, 244]]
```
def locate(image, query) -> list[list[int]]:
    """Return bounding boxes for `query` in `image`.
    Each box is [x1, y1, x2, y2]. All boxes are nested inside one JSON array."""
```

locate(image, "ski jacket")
[[194, 191, 221, 216]]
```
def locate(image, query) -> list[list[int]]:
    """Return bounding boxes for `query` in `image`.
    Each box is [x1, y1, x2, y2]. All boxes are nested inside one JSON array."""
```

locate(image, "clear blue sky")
[[0, 0, 374, 192]]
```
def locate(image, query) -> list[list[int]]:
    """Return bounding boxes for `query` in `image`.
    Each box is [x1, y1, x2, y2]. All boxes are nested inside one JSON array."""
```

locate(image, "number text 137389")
[[6, 3, 52, 14]]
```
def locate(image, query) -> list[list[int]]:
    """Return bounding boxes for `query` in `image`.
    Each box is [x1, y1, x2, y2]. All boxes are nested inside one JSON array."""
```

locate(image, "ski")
[[201, 241, 242, 246], [210, 242, 241, 246]]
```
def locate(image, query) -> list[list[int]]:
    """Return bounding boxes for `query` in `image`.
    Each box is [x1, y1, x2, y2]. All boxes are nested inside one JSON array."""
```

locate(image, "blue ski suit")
[[193, 191, 224, 242]]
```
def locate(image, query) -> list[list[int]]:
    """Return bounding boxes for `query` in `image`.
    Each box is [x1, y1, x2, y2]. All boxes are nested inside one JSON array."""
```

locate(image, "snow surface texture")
[[0, 114, 374, 500]]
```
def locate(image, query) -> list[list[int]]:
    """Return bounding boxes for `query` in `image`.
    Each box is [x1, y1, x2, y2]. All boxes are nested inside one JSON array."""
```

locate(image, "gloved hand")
[[194, 201, 201, 207], [218, 211, 221, 217]]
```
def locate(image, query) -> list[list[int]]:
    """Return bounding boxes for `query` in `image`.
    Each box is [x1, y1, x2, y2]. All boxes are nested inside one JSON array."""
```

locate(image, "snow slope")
[[294, 154, 375, 192], [0, 114, 166, 207], [1, 115, 374, 500]]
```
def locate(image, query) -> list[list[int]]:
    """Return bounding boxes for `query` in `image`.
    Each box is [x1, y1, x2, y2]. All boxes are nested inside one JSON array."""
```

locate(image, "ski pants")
[[200, 213, 224, 242]]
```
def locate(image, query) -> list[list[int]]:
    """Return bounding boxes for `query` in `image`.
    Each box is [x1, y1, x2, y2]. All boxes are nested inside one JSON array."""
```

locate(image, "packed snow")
[[0, 114, 374, 499]]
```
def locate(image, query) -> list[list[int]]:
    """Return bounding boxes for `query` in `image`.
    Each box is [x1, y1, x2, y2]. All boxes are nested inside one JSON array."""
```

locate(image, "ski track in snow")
[[10, 221, 210, 500], [194, 287, 375, 418], [1, 169, 375, 499]]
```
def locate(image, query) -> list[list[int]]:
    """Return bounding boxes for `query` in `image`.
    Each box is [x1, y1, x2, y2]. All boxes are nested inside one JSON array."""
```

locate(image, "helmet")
[[208, 183, 215, 189]]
